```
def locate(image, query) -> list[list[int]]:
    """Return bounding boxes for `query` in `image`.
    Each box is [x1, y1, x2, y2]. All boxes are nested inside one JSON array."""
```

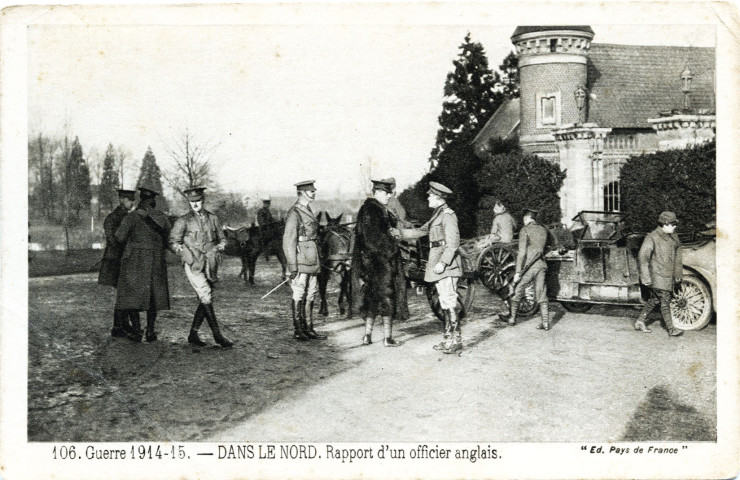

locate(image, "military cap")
[[371, 178, 395, 194], [261, 194, 272, 202], [523, 207, 539, 216], [138, 186, 160, 198], [427, 181, 452, 199], [294, 180, 317, 192], [116, 189, 136, 200], [658, 211, 678, 224], [184, 186, 206, 201]]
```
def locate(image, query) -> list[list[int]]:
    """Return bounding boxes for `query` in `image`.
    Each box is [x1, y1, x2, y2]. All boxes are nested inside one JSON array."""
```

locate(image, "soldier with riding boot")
[[635, 211, 684, 337], [355, 178, 404, 347], [396, 182, 464, 354], [283, 180, 326, 341], [98, 188, 140, 339], [504, 208, 550, 330], [170, 186, 233, 348], [114, 186, 171, 342]]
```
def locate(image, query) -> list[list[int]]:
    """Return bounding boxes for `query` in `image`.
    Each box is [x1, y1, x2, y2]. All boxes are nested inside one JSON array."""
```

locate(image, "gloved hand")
[[135, 208, 149, 218], [433, 262, 446, 274], [289, 271, 298, 280], [513, 273, 521, 284]]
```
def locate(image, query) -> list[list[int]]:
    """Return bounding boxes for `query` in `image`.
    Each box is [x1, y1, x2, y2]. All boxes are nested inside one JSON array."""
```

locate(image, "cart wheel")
[[477, 244, 516, 293], [560, 302, 593, 313], [427, 277, 476, 324], [671, 274, 712, 330]]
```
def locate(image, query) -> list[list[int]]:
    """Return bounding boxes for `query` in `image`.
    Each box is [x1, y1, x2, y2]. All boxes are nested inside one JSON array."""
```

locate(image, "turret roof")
[[511, 26, 594, 38]]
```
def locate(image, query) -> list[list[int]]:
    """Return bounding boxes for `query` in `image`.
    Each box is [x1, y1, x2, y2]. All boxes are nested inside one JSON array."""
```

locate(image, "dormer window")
[[536, 91, 561, 128]]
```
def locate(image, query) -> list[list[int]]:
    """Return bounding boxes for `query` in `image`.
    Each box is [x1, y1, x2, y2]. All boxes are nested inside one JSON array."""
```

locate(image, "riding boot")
[[145, 310, 157, 342], [362, 317, 374, 345], [633, 310, 652, 333], [305, 301, 327, 340], [443, 309, 462, 354], [536, 302, 550, 331], [188, 304, 207, 346], [203, 303, 234, 347], [503, 300, 519, 326], [382, 316, 399, 347], [433, 310, 452, 350], [111, 309, 128, 337], [661, 303, 684, 337], [292, 300, 309, 341], [299, 299, 312, 337], [127, 311, 143, 342]]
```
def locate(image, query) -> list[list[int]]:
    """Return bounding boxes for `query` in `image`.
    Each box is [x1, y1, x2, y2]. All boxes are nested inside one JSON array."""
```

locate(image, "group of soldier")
[[98, 184, 233, 348], [99, 176, 686, 354]]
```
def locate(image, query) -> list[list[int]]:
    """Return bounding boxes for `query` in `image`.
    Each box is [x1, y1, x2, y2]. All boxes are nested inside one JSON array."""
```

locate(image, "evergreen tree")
[[137, 147, 164, 193], [429, 33, 503, 168], [100, 143, 119, 211], [64, 136, 91, 223], [497, 51, 520, 98]]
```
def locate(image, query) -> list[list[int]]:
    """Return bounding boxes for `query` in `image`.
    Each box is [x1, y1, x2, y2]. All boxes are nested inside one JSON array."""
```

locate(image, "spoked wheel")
[[477, 244, 517, 293], [671, 274, 712, 330], [499, 265, 538, 317], [427, 276, 476, 324]]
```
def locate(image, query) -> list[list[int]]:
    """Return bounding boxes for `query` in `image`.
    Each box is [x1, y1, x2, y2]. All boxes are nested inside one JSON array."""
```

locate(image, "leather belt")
[[430, 240, 446, 248], [298, 236, 317, 242]]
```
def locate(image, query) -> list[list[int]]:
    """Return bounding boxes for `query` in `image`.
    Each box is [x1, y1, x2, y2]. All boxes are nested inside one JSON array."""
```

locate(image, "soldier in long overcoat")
[[282, 180, 326, 341], [169, 186, 233, 348], [114, 186, 171, 342], [354, 178, 404, 347], [397, 182, 464, 354], [635, 211, 684, 337], [98, 189, 138, 338], [504, 208, 550, 330]]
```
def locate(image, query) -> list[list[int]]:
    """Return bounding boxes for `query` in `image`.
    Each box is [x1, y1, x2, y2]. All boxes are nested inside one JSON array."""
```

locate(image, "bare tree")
[[115, 146, 133, 188], [162, 127, 221, 197]]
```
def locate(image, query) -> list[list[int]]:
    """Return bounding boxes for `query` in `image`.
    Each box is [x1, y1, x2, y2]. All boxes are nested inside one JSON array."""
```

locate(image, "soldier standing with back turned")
[[98, 188, 139, 338], [282, 180, 327, 341], [169, 186, 233, 348]]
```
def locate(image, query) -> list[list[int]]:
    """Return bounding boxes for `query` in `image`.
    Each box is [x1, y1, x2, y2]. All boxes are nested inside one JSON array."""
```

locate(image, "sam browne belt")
[[430, 240, 447, 248], [298, 236, 317, 242]]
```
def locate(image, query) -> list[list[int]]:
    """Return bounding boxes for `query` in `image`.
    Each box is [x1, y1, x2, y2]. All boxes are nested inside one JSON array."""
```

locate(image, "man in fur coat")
[[354, 178, 404, 347]]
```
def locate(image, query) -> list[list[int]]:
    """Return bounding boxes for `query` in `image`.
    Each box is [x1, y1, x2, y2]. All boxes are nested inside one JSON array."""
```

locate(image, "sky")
[[28, 22, 715, 198]]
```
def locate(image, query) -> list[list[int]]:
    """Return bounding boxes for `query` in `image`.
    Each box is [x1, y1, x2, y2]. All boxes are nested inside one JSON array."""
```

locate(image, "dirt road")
[[28, 256, 716, 442]]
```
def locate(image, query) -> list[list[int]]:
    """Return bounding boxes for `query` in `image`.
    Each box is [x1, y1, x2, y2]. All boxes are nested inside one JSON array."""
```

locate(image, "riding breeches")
[[184, 263, 213, 304], [291, 273, 318, 302], [513, 266, 546, 304], [435, 276, 459, 310]]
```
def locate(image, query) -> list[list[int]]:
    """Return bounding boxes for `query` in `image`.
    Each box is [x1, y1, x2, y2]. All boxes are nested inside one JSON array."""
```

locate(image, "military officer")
[[635, 211, 684, 337], [98, 188, 139, 338], [169, 186, 233, 348], [504, 208, 550, 330], [487, 198, 516, 244], [114, 186, 171, 342], [282, 180, 326, 341], [257, 195, 275, 228], [396, 181, 464, 354]]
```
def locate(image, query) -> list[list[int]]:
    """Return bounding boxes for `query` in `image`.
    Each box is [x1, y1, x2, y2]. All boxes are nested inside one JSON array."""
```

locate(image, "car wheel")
[[671, 274, 712, 331], [427, 277, 476, 324]]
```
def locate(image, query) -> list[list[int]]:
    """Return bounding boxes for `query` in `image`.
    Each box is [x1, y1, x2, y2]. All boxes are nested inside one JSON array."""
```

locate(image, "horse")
[[317, 212, 355, 318], [223, 222, 287, 286]]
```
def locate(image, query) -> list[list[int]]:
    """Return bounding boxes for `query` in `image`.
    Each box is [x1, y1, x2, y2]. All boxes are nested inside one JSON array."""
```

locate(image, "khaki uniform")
[[401, 204, 462, 310], [283, 201, 321, 301], [637, 227, 683, 331], [490, 211, 516, 244], [514, 222, 548, 303], [169, 210, 226, 304]]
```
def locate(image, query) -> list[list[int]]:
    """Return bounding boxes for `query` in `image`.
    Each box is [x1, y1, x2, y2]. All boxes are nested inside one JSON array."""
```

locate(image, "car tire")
[[560, 302, 593, 313], [671, 274, 712, 331]]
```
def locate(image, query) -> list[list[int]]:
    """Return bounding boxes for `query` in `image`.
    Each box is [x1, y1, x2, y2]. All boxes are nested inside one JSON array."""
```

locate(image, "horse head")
[[319, 212, 353, 268]]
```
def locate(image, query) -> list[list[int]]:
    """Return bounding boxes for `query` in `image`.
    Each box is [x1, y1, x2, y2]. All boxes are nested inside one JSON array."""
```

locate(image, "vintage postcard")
[[1, 2, 738, 479]]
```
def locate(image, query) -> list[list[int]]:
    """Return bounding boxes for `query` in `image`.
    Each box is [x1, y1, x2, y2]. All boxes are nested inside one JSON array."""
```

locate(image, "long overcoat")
[[114, 207, 171, 311], [401, 204, 463, 283], [98, 205, 129, 287], [639, 227, 683, 291], [353, 198, 407, 318]]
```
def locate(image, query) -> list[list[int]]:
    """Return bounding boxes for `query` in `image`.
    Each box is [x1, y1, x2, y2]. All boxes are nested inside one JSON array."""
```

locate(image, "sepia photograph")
[[1, 2, 738, 479]]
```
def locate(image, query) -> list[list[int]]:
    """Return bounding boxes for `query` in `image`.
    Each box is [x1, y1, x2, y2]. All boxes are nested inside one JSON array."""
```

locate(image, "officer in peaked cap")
[[396, 180, 464, 354], [282, 180, 326, 341], [635, 211, 684, 337], [170, 186, 233, 348], [504, 206, 550, 330], [99, 189, 140, 339], [257, 193, 276, 236], [114, 183, 171, 342]]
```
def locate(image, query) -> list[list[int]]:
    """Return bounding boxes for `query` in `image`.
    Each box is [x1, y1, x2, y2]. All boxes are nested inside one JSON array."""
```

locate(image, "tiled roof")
[[587, 43, 715, 129], [472, 97, 520, 146]]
